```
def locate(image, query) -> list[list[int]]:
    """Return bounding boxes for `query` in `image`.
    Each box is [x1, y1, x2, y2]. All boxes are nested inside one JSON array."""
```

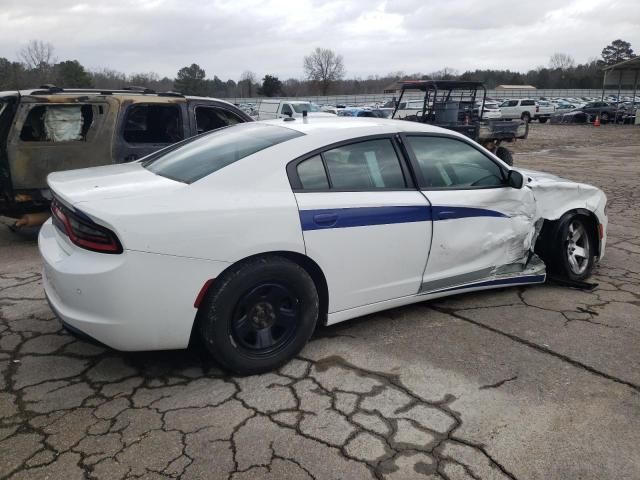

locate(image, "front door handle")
[[313, 213, 339, 227]]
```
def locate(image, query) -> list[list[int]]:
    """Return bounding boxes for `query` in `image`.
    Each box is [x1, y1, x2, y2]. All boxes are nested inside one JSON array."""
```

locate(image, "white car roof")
[[235, 117, 466, 168], [260, 116, 455, 139]]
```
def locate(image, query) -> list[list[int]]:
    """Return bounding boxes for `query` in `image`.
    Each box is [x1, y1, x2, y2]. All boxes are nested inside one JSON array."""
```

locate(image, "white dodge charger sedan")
[[39, 117, 607, 374]]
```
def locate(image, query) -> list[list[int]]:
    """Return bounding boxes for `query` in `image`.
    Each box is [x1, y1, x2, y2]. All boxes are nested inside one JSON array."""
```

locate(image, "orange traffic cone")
[[594, 115, 601, 127]]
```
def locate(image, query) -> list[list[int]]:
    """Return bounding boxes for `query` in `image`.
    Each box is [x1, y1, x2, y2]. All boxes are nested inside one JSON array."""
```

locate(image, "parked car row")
[[551, 101, 638, 124]]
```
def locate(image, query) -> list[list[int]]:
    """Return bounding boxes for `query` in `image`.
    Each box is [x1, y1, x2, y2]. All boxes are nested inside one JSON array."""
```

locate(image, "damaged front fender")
[[521, 168, 608, 259]]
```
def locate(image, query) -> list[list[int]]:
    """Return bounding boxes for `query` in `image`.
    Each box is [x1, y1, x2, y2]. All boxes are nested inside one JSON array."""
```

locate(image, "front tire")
[[537, 215, 596, 282], [495, 146, 514, 166], [199, 256, 319, 375]]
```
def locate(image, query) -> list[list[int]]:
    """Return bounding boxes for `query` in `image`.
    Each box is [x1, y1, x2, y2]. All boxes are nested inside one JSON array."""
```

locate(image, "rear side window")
[[20, 104, 94, 142], [195, 107, 242, 134], [297, 155, 329, 189], [143, 123, 303, 183], [521, 100, 535, 106], [123, 104, 183, 144], [323, 139, 406, 189]]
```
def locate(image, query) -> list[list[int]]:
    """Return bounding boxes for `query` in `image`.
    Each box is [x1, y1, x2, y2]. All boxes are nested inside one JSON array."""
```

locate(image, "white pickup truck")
[[256, 100, 333, 120], [533, 100, 556, 123], [498, 99, 556, 123], [498, 99, 538, 122]]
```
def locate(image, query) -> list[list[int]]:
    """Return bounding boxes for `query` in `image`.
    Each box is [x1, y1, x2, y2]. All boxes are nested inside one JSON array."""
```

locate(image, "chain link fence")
[[223, 89, 638, 106]]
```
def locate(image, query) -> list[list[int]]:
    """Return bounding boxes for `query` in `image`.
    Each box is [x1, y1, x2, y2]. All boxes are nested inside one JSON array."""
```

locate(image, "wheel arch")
[[536, 208, 602, 259], [190, 250, 330, 345]]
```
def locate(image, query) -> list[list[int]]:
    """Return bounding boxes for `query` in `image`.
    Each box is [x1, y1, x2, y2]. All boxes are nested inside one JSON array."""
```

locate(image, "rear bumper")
[[39, 220, 231, 351]]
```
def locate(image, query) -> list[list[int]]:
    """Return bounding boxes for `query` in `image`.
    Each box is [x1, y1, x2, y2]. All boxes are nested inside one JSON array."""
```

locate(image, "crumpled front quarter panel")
[[523, 169, 608, 257]]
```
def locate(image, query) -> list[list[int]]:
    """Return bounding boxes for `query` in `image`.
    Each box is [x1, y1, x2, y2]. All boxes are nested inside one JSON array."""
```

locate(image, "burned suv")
[[0, 86, 252, 226]]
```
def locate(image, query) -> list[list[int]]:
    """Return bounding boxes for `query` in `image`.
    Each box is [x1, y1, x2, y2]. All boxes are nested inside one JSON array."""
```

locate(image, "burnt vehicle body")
[[391, 80, 527, 166], [0, 86, 252, 223]]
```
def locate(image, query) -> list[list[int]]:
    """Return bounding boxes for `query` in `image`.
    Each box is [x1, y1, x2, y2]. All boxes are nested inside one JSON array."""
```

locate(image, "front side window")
[[143, 123, 303, 183], [281, 104, 293, 116], [322, 139, 406, 189], [195, 106, 242, 134], [406, 136, 505, 189], [20, 104, 94, 142], [123, 104, 183, 144]]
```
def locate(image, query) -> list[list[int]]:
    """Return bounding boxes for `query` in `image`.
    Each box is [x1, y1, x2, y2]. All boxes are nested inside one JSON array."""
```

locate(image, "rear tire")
[[495, 146, 514, 166], [538, 117, 548, 124], [199, 256, 319, 375]]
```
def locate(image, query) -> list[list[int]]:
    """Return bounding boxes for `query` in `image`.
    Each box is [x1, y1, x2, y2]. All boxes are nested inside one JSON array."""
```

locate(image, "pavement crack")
[[432, 305, 640, 393], [479, 375, 518, 390]]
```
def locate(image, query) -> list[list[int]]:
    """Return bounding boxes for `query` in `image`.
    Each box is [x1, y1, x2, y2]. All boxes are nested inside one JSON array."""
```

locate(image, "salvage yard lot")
[[1, 124, 639, 479]]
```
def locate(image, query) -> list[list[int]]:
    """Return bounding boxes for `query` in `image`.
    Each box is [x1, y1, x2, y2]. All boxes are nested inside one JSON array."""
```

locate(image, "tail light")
[[51, 198, 123, 254]]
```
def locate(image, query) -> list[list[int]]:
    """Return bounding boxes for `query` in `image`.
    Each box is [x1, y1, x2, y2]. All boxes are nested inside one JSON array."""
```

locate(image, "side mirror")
[[507, 170, 524, 189]]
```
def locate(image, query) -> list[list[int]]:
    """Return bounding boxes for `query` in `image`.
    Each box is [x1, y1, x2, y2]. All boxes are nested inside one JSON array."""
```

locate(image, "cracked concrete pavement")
[[1, 124, 639, 479]]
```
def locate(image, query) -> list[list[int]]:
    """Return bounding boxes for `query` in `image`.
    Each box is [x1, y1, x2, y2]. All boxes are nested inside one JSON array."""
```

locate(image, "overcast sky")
[[1, 0, 639, 81]]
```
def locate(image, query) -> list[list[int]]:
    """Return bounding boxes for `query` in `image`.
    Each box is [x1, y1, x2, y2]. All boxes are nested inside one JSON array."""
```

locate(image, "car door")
[[289, 136, 432, 313], [402, 134, 537, 293], [499, 100, 518, 119], [117, 101, 188, 162], [7, 99, 114, 189]]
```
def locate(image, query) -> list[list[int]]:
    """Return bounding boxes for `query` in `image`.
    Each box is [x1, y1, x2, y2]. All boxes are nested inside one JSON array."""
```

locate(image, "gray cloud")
[[0, 0, 638, 80]]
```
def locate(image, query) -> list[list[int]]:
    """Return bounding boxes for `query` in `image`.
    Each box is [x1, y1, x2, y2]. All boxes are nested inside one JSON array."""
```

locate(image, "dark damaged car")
[[550, 101, 622, 124], [0, 86, 252, 226]]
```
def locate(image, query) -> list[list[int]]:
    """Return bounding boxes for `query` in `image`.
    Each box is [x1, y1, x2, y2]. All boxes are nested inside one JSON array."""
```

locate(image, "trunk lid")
[[47, 161, 184, 206]]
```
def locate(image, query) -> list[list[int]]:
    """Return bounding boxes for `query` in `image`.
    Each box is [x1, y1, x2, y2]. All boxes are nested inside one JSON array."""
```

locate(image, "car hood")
[[47, 162, 184, 206], [518, 168, 606, 221]]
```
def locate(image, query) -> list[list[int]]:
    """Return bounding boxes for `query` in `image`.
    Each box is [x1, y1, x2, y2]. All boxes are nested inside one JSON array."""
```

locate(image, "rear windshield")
[[142, 123, 303, 183]]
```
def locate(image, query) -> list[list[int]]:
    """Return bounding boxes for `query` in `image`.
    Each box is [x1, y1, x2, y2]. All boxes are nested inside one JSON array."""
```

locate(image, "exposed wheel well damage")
[[189, 251, 330, 346], [535, 209, 602, 261]]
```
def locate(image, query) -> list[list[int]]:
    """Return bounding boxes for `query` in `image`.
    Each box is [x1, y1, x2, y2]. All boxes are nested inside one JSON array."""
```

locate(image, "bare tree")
[[303, 47, 345, 95], [19, 40, 56, 70], [239, 70, 257, 97], [549, 53, 575, 71], [430, 67, 459, 80]]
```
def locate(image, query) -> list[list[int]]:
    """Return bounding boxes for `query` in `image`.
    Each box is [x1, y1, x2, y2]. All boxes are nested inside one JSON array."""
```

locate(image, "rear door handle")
[[437, 210, 457, 220], [313, 213, 339, 227]]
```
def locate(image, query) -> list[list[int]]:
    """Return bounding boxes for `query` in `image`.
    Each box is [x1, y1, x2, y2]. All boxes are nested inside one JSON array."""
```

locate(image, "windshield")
[[143, 123, 303, 183], [291, 103, 312, 113]]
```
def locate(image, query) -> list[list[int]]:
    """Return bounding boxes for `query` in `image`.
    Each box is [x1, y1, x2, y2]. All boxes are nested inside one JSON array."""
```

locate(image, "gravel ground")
[[0, 124, 639, 480]]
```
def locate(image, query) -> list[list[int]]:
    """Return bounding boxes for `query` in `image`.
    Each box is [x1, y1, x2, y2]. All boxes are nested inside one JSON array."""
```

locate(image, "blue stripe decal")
[[300, 206, 430, 231], [430, 274, 546, 294], [432, 205, 509, 220], [299, 205, 508, 231]]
